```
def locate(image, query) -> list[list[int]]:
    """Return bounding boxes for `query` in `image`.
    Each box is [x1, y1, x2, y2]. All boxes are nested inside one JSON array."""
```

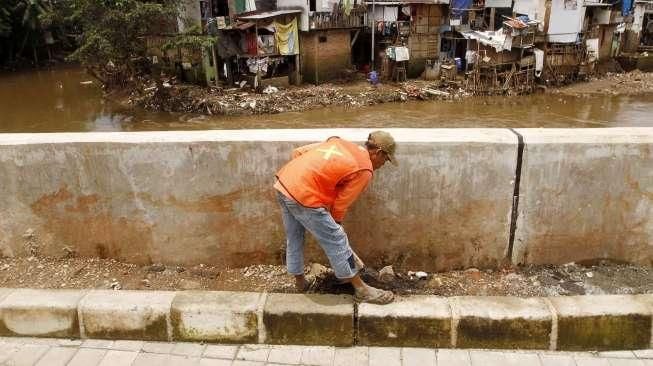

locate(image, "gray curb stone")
[[0, 288, 650, 351], [633, 294, 653, 348], [549, 295, 652, 351], [0, 288, 13, 302], [0, 289, 86, 338], [263, 293, 354, 346], [357, 295, 451, 347], [451, 296, 552, 349], [79, 290, 175, 341], [171, 291, 261, 343]]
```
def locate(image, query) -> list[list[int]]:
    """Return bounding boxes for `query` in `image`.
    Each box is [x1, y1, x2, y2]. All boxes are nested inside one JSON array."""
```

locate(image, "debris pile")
[[554, 70, 653, 96], [128, 78, 468, 117]]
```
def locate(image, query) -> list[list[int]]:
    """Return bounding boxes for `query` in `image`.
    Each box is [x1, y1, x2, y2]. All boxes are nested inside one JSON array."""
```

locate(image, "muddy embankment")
[[553, 70, 653, 97], [120, 70, 653, 117]]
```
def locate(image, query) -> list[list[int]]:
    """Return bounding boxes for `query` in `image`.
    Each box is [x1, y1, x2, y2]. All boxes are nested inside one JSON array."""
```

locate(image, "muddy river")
[[1, 66, 652, 133]]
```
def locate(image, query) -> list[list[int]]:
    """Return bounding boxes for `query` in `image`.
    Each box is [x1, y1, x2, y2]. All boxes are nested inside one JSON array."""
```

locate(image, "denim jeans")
[[276, 190, 357, 279]]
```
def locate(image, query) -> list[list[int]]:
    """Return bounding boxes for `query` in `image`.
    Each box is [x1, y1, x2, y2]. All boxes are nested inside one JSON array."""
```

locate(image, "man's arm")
[[331, 170, 373, 223]]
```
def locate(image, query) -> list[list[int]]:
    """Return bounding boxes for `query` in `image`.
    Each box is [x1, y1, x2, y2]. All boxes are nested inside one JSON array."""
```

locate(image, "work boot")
[[353, 285, 394, 305]]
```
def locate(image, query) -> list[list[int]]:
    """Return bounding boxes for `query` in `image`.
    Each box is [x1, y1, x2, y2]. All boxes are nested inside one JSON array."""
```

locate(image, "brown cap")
[[367, 130, 397, 166]]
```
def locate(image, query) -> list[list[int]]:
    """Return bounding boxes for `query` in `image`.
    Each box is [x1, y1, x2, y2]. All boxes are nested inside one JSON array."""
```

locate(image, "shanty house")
[[366, 0, 449, 79], [513, 0, 590, 83], [277, 0, 367, 84], [624, 0, 653, 52], [462, 17, 539, 94]]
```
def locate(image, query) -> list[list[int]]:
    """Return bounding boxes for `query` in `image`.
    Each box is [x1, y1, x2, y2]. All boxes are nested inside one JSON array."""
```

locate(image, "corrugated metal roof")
[[237, 9, 302, 20], [363, 0, 449, 4], [233, 21, 256, 29]]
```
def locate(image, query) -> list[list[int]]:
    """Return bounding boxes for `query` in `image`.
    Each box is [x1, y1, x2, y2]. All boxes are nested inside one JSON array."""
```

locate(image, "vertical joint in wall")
[[543, 298, 558, 351], [257, 292, 268, 344], [507, 128, 525, 263], [353, 302, 359, 345]]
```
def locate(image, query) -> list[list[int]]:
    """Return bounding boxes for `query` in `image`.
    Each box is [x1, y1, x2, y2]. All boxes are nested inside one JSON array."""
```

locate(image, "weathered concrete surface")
[[634, 294, 653, 348], [513, 128, 653, 266], [549, 295, 652, 351], [451, 296, 552, 349], [357, 296, 451, 347], [0, 288, 13, 303], [79, 290, 175, 341], [0, 289, 85, 337], [263, 293, 354, 346], [346, 129, 517, 271], [171, 291, 260, 343], [0, 129, 517, 271]]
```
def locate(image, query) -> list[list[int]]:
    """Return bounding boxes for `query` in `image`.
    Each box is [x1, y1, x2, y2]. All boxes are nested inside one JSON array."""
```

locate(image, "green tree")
[[17, 0, 52, 63], [0, 0, 61, 66], [0, 2, 12, 38], [65, 0, 180, 86]]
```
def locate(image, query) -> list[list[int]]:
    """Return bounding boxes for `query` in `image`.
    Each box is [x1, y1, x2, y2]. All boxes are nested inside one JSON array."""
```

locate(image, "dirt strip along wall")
[[0, 128, 651, 271]]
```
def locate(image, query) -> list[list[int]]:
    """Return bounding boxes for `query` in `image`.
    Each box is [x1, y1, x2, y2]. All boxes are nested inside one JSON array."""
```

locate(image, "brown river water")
[[1, 66, 652, 133]]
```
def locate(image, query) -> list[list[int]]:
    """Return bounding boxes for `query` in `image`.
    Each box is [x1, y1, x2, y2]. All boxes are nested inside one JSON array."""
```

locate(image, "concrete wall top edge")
[[515, 127, 653, 144], [0, 128, 517, 145]]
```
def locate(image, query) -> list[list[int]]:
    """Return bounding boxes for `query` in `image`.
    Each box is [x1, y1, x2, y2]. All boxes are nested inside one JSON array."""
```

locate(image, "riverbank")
[[125, 78, 469, 116], [554, 70, 653, 97], [124, 70, 653, 117]]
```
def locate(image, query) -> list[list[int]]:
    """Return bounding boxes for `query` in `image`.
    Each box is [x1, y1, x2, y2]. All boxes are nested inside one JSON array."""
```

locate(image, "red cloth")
[[246, 33, 257, 55]]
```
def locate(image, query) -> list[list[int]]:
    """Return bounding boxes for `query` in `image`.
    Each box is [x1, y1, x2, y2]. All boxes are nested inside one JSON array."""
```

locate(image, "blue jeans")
[[276, 190, 357, 279]]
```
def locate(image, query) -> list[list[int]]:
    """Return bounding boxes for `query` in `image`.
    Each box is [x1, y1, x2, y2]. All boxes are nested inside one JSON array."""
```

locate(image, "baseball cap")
[[367, 130, 397, 166]]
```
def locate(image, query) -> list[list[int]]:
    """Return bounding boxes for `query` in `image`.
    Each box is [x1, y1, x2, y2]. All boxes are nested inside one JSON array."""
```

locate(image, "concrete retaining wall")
[[0, 128, 651, 270], [0, 129, 518, 271], [0, 288, 651, 351], [512, 128, 653, 266]]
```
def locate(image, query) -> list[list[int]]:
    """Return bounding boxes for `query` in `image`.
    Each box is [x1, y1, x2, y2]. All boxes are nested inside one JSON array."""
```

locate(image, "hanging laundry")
[[373, 7, 384, 22], [235, 0, 246, 13], [342, 0, 353, 16], [394, 46, 409, 61], [383, 6, 398, 21], [622, 0, 633, 16], [246, 33, 257, 55], [451, 0, 471, 18], [383, 21, 395, 36], [533, 48, 544, 77], [258, 35, 275, 54], [465, 50, 477, 65], [246, 0, 256, 12], [386, 47, 396, 60], [273, 18, 300, 55], [246, 57, 269, 73]]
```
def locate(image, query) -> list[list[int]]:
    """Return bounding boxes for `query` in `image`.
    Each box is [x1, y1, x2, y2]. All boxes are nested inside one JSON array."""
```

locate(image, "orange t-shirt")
[[274, 138, 373, 222]]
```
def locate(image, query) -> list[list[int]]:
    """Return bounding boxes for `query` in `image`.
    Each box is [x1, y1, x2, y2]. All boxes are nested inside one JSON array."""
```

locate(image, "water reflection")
[[1, 67, 652, 133]]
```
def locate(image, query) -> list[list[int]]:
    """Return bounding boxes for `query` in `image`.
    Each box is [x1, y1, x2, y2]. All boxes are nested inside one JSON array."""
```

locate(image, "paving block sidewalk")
[[1, 336, 652, 366]]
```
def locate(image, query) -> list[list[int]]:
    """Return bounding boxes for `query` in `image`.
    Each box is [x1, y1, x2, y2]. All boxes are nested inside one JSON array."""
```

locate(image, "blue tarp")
[[622, 0, 633, 16], [451, 0, 472, 18]]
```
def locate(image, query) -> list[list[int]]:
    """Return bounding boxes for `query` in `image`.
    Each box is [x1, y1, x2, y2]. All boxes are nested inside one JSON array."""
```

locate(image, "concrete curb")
[[0, 288, 651, 351], [171, 291, 261, 343]]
